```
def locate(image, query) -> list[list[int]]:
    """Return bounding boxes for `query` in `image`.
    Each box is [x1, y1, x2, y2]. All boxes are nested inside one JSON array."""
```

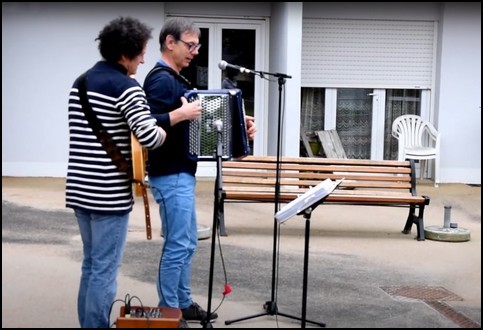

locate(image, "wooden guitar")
[[130, 133, 152, 240], [131, 133, 148, 196]]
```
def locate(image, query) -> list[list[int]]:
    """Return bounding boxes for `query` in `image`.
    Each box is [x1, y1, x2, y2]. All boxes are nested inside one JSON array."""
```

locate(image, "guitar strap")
[[77, 71, 152, 240]]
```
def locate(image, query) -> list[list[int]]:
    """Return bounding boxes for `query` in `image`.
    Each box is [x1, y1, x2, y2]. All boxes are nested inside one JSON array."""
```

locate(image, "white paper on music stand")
[[275, 178, 343, 223]]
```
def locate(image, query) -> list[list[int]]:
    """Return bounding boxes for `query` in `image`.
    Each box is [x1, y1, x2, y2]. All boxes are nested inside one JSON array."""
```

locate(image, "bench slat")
[[222, 162, 412, 174], [223, 191, 425, 204], [224, 185, 416, 197], [239, 155, 409, 167], [223, 177, 412, 189], [222, 170, 411, 183]]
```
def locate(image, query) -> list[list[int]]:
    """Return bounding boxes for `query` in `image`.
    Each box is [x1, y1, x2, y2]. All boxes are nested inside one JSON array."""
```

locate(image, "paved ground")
[[2, 177, 481, 328]]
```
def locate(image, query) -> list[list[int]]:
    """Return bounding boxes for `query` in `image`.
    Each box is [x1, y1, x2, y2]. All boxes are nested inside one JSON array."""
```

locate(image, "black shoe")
[[181, 302, 218, 322], [179, 318, 190, 328]]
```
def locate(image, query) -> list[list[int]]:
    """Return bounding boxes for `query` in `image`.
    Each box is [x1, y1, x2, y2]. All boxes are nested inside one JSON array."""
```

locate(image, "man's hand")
[[169, 96, 202, 126], [245, 115, 256, 140]]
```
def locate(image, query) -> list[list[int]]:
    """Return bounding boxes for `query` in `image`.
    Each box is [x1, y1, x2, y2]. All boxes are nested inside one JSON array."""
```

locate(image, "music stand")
[[275, 178, 343, 328]]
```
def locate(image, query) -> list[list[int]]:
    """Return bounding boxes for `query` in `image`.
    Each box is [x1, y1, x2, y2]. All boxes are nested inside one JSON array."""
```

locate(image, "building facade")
[[2, 2, 481, 184]]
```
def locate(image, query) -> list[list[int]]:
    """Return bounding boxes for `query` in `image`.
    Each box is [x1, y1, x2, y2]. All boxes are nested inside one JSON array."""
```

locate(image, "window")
[[301, 88, 423, 160]]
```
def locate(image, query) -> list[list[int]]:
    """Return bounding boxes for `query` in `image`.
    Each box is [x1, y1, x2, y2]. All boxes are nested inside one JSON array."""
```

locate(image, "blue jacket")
[[143, 63, 198, 177]]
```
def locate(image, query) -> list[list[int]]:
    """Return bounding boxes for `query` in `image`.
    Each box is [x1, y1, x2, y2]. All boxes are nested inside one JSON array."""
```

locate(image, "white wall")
[[2, 2, 164, 177], [164, 2, 271, 17], [436, 2, 481, 184], [266, 3, 303, 157]]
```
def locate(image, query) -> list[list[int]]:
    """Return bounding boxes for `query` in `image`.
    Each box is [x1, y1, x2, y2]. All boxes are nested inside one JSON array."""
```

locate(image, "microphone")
[[214, 119, 223, 132], [218, 60, 253, 74]]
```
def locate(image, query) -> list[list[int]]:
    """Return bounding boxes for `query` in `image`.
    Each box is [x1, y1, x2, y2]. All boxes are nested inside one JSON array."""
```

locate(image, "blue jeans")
[[75, 209, 129, 328], [149, 173, 198, 309]]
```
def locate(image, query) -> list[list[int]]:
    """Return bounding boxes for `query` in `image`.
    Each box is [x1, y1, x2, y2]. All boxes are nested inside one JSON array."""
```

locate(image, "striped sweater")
[[66, 61, 164, 214]]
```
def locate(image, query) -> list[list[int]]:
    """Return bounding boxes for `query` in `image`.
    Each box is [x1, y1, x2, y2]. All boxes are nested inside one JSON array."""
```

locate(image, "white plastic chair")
[[392, 115, 440, 187]]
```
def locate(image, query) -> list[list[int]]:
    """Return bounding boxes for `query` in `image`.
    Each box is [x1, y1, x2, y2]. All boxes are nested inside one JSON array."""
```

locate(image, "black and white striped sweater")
[[66, 61, 164, 214]]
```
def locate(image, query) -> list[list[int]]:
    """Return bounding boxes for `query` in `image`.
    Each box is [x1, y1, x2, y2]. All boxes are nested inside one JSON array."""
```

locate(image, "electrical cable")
[[210, 225, 232, 315], [108, 293, 133, 328]]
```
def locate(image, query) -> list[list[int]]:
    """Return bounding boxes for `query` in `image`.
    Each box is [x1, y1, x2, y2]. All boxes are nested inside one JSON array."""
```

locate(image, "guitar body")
[[131, 133, 148, 197], [130, 133, 152, 240]]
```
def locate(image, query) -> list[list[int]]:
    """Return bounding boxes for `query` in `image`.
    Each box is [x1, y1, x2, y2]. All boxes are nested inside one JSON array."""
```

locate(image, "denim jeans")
[[149, 173, 198, 309], [75, 209, 129, 328]]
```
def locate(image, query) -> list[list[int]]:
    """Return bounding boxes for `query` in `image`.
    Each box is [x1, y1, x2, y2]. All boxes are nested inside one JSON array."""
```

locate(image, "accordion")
[[184, 89, 250, 161]]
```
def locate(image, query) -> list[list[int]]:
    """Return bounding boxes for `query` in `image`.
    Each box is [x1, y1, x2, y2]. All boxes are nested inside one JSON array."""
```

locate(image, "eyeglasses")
[[178, 39, 202, 52]]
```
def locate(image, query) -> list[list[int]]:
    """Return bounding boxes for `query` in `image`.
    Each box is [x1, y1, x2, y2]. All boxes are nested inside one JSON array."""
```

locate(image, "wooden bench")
[[220, 155, 430, 240]]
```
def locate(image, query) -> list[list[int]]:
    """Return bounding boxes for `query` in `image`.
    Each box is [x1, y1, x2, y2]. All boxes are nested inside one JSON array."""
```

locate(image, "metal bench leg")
[[219, 199, 227, 236], [402, 205, 416, 235], [402, 204, 426, 241], [415, 204, 426, 241]]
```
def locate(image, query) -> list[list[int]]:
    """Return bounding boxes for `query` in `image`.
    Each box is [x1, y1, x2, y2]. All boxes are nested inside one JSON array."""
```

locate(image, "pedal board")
[[116, 306, 181, 328]]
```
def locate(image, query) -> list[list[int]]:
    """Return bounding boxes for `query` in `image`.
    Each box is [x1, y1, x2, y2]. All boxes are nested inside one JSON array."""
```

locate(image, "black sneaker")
[[181, 302, 218, 322], [179, 318, 190, 328]]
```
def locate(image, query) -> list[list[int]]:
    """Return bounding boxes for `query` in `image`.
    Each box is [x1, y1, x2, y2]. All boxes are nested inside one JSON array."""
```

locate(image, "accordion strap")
[[145, 64, 192, 88], [77, 71, 152, 240]]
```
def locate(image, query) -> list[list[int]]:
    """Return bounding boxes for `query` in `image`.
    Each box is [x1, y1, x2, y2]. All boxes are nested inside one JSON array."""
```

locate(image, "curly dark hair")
[[96, 16, 153, 63]]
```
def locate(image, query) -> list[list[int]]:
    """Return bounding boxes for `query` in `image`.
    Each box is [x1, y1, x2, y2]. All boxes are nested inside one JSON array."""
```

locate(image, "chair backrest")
[[391, 114, 440, 160]]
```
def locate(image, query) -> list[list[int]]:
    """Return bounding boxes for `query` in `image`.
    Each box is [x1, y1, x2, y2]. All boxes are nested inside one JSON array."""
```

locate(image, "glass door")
[[383, 89, 422, 160], [180, 18, 267, 156], [181, 27, 209, 90], [335, 88, 423, 160], [336, 88, 373, 159]]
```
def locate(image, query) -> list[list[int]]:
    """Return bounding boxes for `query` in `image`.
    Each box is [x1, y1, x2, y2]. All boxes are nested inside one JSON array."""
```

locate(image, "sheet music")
[[275, 178, 344, 223]]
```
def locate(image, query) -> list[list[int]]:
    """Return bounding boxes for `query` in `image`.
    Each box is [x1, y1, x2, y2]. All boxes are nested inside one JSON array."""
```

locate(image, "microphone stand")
[[202, 120, 224, 329], [225, 70, 324, 327]]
